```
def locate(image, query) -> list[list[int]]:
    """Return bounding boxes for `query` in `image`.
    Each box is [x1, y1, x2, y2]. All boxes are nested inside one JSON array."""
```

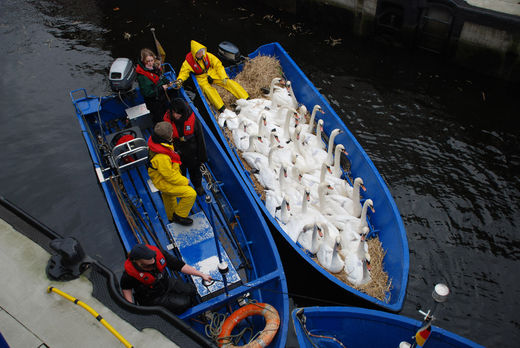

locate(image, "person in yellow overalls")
[[147, 122, 196, 225], [176, 40, 249, 113]]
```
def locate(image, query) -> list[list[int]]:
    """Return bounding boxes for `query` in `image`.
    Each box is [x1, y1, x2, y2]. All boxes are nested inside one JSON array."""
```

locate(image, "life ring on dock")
[[217, 302, 280, 348]]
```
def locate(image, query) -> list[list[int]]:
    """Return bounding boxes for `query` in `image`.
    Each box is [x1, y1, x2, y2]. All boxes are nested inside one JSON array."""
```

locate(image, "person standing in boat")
[[147, 121, 196, 226], [120, 243, 211, 314], [163, 98, 207, 196], [175, 40, 249, 113], [136, 48, 177, 123]]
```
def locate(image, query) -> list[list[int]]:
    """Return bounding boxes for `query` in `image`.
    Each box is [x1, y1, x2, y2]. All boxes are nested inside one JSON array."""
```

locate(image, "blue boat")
[[291, 306, 484, 348], [69, 60, 288, 347], [192, 42, 409, 311]]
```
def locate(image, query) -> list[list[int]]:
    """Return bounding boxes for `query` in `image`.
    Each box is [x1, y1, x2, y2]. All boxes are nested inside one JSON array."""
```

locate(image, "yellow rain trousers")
[[148, 144, 196, 218], [178, 40, 249, 111]]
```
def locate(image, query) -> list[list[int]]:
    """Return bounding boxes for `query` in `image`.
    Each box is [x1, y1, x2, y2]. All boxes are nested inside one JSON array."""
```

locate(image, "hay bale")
[[216, 55, 284, 108]]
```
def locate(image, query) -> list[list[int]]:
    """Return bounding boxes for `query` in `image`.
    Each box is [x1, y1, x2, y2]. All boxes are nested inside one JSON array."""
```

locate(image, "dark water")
[[1, 0, 519, 346]]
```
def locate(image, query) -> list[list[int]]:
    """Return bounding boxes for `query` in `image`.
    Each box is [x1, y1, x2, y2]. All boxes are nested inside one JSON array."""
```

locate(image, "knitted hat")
[[171, 98, 190, 119], [129, 244, 155, 260], [153, 121, 173, 142]]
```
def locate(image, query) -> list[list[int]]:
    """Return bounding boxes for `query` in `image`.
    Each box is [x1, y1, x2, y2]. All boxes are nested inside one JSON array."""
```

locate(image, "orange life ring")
[[217, 302, 280, 348]]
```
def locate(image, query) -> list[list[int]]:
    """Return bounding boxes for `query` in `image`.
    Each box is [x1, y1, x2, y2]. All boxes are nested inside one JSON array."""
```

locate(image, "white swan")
[[343, 227, 372, 286], [315, 181, 351, 217], [300, 104, 324, 138], [217, 108, 240, 129], [328, 176, 364, 218], [241, 135, 268, 171], [333, 198, 374, 236], [285, 80, 300, 110], [330, 144, 348, 178], [317, 235, 344, 274], [275, 195, 291, 225], [232, 120, 250, 151], [325, 129, 343, 166], [297, 222, 323, 255]]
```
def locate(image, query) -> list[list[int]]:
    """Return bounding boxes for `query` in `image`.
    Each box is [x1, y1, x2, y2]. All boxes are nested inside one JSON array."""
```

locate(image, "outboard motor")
[[109, 57, 136, 92], [217, 41, 244, 65]]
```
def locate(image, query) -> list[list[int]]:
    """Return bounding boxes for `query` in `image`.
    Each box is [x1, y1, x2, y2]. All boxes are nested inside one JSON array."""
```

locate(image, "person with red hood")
[[163, 98, 207, 196], [175, 40, 249, 113], [147, 122, 196, 226], [120, 243, 211, 314]]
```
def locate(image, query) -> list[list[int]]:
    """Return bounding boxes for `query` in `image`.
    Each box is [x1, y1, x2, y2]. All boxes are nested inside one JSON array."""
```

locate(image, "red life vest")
[[124, 245, 168, 286], [135, 64, 160, 84], [164, 111, 196, 140], [185, 52, 210, 75], [147, 137, 182, 164]]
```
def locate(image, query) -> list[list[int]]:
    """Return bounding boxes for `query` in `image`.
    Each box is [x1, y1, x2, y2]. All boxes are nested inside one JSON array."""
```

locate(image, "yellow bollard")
[[47, 286, 133, 348]]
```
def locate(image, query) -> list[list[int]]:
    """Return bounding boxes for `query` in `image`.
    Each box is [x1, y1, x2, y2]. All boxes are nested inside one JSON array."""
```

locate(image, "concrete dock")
[[0, 218, 180, 348]]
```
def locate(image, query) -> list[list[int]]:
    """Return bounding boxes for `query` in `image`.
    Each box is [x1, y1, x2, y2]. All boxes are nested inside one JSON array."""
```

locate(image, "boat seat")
[[106, 127, 149, 172]]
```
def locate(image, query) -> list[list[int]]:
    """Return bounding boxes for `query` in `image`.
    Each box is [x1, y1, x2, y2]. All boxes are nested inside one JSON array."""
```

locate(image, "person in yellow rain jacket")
[[176, 40, 249, 113], [147, 122, 196, 226]]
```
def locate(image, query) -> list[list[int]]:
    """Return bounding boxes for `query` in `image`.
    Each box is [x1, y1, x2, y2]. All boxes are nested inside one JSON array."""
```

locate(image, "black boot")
[[218, 105, 225, 113], [170, 213, 193, 226]]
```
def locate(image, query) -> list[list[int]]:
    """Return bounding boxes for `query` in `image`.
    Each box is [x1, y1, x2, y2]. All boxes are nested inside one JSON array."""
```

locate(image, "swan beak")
[[298, 174, 303, 182], [342, 149, 349, 156], [319, 108, 325, 114], [361, 184, 367, 192], [306, 192, 310, 201], [327, 165, 332, 174], [318, 227, 323, 238], [370, 206, 375, 213], [286, 202, 291, 211], [263, 118, 267, 126], [274, 135, 280, 143], [320, 125, 324, 133], [257, 136, 263, 143]]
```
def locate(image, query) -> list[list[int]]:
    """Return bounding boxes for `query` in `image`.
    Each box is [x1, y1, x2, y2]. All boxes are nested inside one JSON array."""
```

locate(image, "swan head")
[[330, 128, 343, 138], [297, 104, 308, 117], [354, 177, 366, 191], [318, 181, 334, 196], [364, 199, 375, 213], [360, 226, 370, 240], [313, 104, 325, 114]]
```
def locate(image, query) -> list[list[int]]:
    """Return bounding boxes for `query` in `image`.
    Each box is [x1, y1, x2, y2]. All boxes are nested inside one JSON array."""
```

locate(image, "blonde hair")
[[140, 48, 161, 68]]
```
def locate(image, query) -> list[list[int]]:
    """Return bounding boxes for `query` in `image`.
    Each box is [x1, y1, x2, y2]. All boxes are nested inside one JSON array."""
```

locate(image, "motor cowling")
[[109, 57, 136, 92], [217, 41, 242, 64]]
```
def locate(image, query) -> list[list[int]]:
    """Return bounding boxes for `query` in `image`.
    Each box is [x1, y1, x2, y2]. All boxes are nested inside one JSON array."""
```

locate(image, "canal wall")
[[261, 0, 520, 81]]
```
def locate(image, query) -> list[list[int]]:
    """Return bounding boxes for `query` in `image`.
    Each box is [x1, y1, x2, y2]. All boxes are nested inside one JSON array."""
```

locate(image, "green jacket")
[[136, 63, 169, 99]]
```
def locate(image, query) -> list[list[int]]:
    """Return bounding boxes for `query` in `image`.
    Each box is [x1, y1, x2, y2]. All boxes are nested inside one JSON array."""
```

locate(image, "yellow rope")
[[47, 286, 133, 348]]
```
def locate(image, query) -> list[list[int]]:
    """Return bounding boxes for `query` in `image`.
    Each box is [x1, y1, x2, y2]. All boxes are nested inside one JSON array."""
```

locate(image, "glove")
[[173, 79, 182, 89], [207, 76, 214, 84], [222, 78, 228, 86]]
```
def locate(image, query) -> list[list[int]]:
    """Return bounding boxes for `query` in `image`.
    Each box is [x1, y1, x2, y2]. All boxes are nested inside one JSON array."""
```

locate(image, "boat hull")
[[70, 65, 289, 347], [291, 306, 484, 348], [193, 42, 409, 311]]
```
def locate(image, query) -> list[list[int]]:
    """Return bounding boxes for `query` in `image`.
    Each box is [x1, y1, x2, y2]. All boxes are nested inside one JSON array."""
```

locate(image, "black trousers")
[[180, 157, 203, 190], [149, 278, 196, 315]]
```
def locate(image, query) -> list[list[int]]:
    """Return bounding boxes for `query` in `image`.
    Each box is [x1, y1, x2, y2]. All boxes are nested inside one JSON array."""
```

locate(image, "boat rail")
[[110, 137, 149, 172]]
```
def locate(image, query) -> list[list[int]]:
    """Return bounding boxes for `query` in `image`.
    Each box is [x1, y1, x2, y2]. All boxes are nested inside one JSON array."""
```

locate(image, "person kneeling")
[[148, 121, 196, 225], [120, 244, 211, 314]]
